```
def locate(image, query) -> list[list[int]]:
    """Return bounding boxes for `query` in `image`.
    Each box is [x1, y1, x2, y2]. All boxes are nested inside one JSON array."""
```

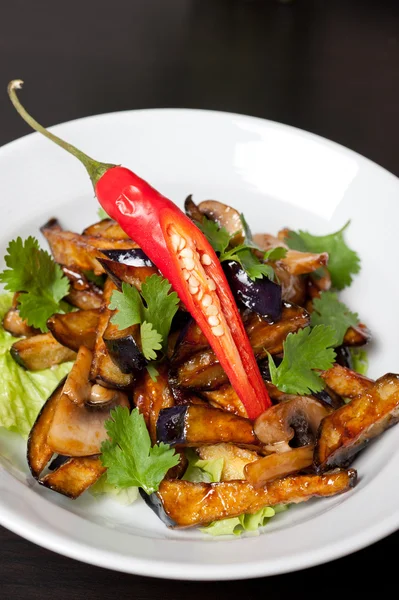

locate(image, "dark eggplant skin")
[[99, 248, 154, 268], [157, 404, 257, 447], [104, 329, 147, 373], [97, 251, 158, 292], [156, 406, 189, 446], [335, 345, 353, 369], [223, 260, 282, 323], [313, 388, 345, 410], [139, 489, 177, 527]]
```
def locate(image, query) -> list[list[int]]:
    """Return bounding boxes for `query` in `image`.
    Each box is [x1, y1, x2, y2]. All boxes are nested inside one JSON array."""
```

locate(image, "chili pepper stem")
[[7, 80, 115, 188]]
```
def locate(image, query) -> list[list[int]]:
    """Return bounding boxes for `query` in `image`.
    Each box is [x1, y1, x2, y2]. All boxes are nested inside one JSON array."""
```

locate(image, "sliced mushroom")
[[197, 443, 260, 480], [63, 346, 93, 406], [3, 308, 39, 338], [244, 445, 314, 488], [46, 385, 129, 457], [197, 200, 244, 243], [254, 396, 331, 448]]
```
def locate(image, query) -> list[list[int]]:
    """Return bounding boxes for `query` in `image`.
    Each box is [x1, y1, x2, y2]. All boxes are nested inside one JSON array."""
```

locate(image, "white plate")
[[0, 109, 398, 580]]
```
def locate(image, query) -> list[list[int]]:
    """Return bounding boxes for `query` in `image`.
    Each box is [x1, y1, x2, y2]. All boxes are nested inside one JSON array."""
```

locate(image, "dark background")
[[1, 0, 398, 597]]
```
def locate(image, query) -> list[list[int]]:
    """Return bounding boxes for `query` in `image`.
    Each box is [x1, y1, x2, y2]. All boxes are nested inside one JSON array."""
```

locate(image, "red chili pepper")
[[8, 80, 271, 419]]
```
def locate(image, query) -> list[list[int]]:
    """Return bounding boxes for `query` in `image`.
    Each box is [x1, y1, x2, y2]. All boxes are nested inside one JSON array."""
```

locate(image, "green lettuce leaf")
[[200, 505, 288, 537], [89, 474, 139, 506], [182, 449, 224, 483], [349, 347, 369, 376], [0, 294, 72, 438]]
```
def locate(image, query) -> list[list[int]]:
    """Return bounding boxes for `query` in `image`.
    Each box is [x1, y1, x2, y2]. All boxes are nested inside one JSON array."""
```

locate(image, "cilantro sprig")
[[197, 215, 286, 282], [100, 407, 180, 495], [286, 222, 360, 289], [108, 274, 179, 376], [268, 325, 337, 395], [0, 237, 70, 332], [310, 291, 359, 347]]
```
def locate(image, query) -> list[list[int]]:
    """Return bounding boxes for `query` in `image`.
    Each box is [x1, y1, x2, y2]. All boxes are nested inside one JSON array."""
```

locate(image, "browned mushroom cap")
[[47, 347, 129, 457], [47, 387, 129, 457], [254, 397, 331, 447], [197, 200, 245, 244], [63, 346, 93, 406], [245, 445, 314, 488]]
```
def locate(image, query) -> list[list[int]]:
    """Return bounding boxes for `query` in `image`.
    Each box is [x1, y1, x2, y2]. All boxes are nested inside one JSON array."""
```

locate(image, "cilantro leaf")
[[108, 275, 179, 362], [286, 222, 360, 289], [310, 291, 359, 347], [109, 282, 143, 329], [196, 217, 231, 255], [268, 325, 337, 394], [231, 249, 275, 281], [97, 206, 110, 220], [146, 363, 160, 382], [101, 406, 180, 495], [140, 274, 179, 345], [0, 237, 70, 332], [140, 321, 162, 360], [264, 247, 287, 261]]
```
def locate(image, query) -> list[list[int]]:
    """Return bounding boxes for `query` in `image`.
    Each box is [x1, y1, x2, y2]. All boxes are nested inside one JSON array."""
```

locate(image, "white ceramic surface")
[[0, 109, 398, 580]]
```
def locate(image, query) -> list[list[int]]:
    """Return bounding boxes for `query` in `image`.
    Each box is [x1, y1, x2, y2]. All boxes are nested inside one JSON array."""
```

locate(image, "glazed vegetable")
[[223, 259, 282, 322], [8, 80, 271, 419], [11, 332, 76, 370], [254, 396, 330, 448], [157, 404, 258, 447], [3, 307, 39, 337], [27, 378, 67, 478], [47, 309, 100, 351], [244, 445, 314, 487], [314, 373, 399, 471], [39, 456, 106, 499], [320, 364, 374, 399], [144, 470, 357, 528], [170, 303, 310, 392], [97, 248, 158, 291]]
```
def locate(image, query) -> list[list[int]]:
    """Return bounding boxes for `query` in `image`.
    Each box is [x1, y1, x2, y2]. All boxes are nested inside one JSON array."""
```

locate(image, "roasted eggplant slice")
[[156, 404, 257, 447], [66, 286, 104, 310], [3, 308, 39, 337], [223, 259, 282, 322], [82, 219, 130, 239], [11, 333, 76, 370], [133, 365, 175, 443], [200, 384, 247, 417], [47, 309, 100, 352], [314, 373, 399, 471], [103, 322, 146, 374], [27, 378, 66, 478], [320, 364, 374, 399], [145, 470, 357, 528], [244, 445, 314, 488], [90, 279, 134, 389], [97, 249, 158, 291], [41, 223, 139, 275], [39, 456, 106, 499], [343, 323, 371, 346], [197, 444, 260, 480], [170, 303, 309, 392]]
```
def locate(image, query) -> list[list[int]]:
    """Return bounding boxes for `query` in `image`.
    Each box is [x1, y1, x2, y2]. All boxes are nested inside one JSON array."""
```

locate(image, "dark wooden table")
[[1, 0, 398, 596]]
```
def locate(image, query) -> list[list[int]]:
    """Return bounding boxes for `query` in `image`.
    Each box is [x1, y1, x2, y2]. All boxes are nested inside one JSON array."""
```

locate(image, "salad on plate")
[[1, 80, 398, 537]]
